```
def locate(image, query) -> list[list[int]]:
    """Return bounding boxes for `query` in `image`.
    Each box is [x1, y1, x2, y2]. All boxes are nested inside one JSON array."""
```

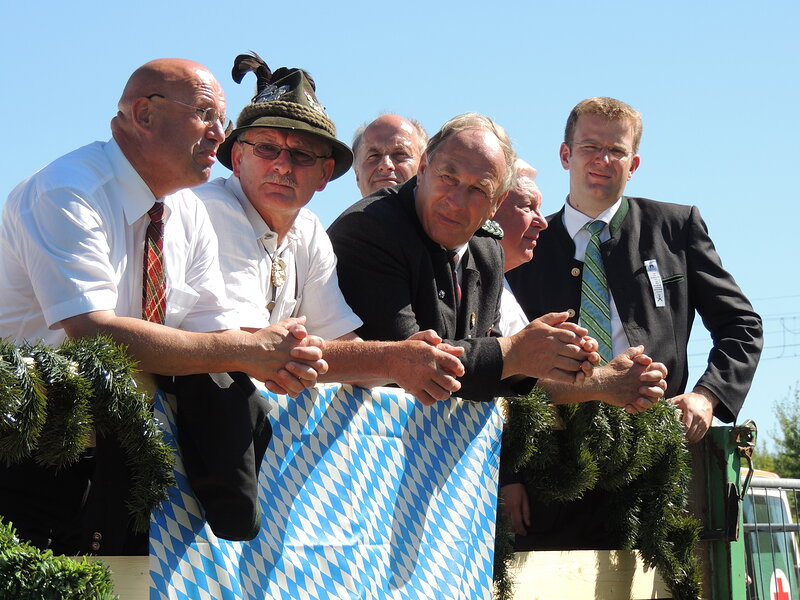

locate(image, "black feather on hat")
[[217, 52, 352, 179]]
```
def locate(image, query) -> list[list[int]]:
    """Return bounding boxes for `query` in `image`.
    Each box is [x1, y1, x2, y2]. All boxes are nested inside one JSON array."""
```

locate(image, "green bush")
[[0, 518, 116, 600]]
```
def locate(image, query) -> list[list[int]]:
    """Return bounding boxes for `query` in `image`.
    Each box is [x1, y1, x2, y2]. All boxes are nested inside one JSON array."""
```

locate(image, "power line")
[[750, 294, 800, 302], [688, 343, 800, 360]]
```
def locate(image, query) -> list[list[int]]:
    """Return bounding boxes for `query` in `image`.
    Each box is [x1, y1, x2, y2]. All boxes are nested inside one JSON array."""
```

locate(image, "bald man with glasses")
[[0, 58, 327, 555]]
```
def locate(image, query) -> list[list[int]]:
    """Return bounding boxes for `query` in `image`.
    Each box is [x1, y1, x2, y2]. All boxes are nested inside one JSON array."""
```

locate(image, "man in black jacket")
[[507, 97, 762, 440], [329, 113, 600, 402], [505, 97, 763, 549]]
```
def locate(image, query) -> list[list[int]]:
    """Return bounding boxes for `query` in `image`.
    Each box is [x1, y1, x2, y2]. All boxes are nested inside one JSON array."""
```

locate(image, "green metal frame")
[[704, 422, 756, 600]]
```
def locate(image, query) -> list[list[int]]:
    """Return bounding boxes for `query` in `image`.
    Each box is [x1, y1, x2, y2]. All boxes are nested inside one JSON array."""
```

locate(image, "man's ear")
[[315, 158, 336, 192], [559, 142, 571, 170], [417, 152, 429, 177], [231, 139, 243, 178], [130, 97, 154, 132], [627, 154, 641, 180]]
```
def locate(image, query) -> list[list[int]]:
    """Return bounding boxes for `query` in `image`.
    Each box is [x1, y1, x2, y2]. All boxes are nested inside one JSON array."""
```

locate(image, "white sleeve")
[[17, 186, 119, 328], [295, 216, 362, 340]]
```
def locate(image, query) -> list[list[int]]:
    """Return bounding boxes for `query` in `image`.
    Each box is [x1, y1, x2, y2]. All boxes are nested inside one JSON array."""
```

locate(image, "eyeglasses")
[[572, 142, 633, 162], [238, 140, 331, 166], [146, 94, 227, 129]]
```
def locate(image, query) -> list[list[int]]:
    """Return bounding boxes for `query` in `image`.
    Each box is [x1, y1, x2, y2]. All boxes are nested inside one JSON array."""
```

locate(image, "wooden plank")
[[78, 551, 672, 599], [508, 550, 672, 600], [82, 556, 148, 600]]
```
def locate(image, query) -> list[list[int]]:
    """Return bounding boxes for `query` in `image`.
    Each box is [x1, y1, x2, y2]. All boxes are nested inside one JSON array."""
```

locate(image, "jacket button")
[[438, 290, 445, 299], [92, 532, 103, 541], [90, 541, 101, 551], [571, 267, 581, 277], [567, 309, 576, 318]]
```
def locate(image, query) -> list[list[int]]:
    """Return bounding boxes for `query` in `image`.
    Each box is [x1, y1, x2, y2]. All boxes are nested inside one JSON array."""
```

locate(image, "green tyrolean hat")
[[218, 53, 353, 180]]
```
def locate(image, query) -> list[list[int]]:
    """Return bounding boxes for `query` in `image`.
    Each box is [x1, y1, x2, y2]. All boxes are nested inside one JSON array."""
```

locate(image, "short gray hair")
[[425, 113, 517, 195]]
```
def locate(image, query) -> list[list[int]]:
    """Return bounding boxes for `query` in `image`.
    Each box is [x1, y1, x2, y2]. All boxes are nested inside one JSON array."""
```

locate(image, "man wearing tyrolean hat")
[[185, 53, 466, 404]]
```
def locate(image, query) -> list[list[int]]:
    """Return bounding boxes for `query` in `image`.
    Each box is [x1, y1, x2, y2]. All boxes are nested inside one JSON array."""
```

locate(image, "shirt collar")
[[563, 196, 623, 239], [444, 243, 469, 265], [107, 138, 159, 225], [225, 175, 299, 254]]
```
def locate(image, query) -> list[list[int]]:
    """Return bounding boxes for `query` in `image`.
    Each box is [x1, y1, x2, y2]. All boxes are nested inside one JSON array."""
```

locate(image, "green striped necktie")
[[580, 220, 612, 363]]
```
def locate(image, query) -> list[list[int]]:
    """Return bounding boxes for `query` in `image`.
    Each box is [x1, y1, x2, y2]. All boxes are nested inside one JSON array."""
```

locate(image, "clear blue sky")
[[1, 1, 797, 450]]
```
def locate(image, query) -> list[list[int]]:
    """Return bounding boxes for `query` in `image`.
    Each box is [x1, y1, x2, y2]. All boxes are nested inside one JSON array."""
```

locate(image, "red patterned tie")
[[142, 202, 166, 324]]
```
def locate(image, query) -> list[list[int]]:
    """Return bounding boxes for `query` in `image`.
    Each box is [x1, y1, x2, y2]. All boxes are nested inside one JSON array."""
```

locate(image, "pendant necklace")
[[264, 244, 288, 313]]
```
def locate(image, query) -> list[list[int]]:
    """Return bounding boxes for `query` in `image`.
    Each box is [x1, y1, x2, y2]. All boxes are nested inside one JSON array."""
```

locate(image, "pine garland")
[[0, 336, 175, 534], [495, 387, 701, 600], [492, 500, 515, 600], [0, 339, 47, 461], [0, 518, 115, 599], [24, 344, 93, 469]]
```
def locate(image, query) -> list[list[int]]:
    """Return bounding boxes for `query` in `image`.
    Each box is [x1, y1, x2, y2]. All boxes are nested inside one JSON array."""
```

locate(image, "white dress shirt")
[[496, 278, 530, 336], [0, 139, 236, 346], [192, 176, 362, 341]]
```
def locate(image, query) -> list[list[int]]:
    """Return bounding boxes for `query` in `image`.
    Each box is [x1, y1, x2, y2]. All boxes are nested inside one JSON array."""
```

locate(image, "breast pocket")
[[661, 273, 685, 305]]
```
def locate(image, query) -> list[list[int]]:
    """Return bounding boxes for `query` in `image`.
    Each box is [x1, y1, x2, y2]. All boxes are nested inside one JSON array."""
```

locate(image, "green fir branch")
[[493, 497, 515, 600], [0, 340, 47, 463], [0, 336, 175, 535], [60, 336, 175, 532], [496, 388, 702, 600], [24, 344, 93, 469]]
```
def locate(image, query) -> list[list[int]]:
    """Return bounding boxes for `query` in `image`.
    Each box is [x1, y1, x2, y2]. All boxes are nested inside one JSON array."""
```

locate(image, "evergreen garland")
[[60, 336, 176, 532], [0, 336, 175, 534], [24, 344, 93, 469], [0, 339, 47, 461], [492, 500, 515, 600], [494, 387, 701, 600], [0, 518, 116, 600]]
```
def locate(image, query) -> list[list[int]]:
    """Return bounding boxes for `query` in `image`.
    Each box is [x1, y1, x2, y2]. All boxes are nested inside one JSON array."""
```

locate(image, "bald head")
[[111, 58, 226, 199], [352, 114, 427, 197], [493, 159, 547, 272]]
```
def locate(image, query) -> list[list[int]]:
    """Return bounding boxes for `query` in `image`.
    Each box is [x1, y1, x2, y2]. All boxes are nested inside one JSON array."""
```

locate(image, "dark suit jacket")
[[506, 196, 763, 422], [328, 177, 534, 402]]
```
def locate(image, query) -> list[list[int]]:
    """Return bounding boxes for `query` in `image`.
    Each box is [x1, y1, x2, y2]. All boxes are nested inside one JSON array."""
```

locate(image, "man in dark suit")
[[329, 113, 602, 402], [507, 97, 762, 440], [503, 97, 763, 550]]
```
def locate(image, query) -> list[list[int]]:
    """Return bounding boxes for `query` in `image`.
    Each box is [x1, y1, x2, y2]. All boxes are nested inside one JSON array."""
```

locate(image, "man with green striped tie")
[[508, 96, 762, 443], [505, 96, 763, 550]]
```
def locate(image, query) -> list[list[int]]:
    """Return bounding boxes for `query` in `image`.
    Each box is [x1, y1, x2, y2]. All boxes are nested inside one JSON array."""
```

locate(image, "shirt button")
[[567, 309, 576, 318], [438, 290, 445, 299], [571, 268, 581, 277]]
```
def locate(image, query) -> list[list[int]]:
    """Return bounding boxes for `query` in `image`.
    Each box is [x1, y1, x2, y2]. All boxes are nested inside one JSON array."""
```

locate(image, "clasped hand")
[[512, 312, 600, 383], [252, 316, 327, 397]]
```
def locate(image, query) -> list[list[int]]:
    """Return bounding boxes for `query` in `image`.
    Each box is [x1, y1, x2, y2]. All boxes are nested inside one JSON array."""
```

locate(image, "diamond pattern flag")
[[150, 383, 503, 600]]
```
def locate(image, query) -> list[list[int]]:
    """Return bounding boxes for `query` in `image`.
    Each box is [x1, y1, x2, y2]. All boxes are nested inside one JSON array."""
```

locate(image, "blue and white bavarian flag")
[[150, 383, 503, 599]]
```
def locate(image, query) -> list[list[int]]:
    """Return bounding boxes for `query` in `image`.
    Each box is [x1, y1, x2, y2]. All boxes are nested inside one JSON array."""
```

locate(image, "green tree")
[[752, 438, 777, 473], [773, 384, 800, 479]]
